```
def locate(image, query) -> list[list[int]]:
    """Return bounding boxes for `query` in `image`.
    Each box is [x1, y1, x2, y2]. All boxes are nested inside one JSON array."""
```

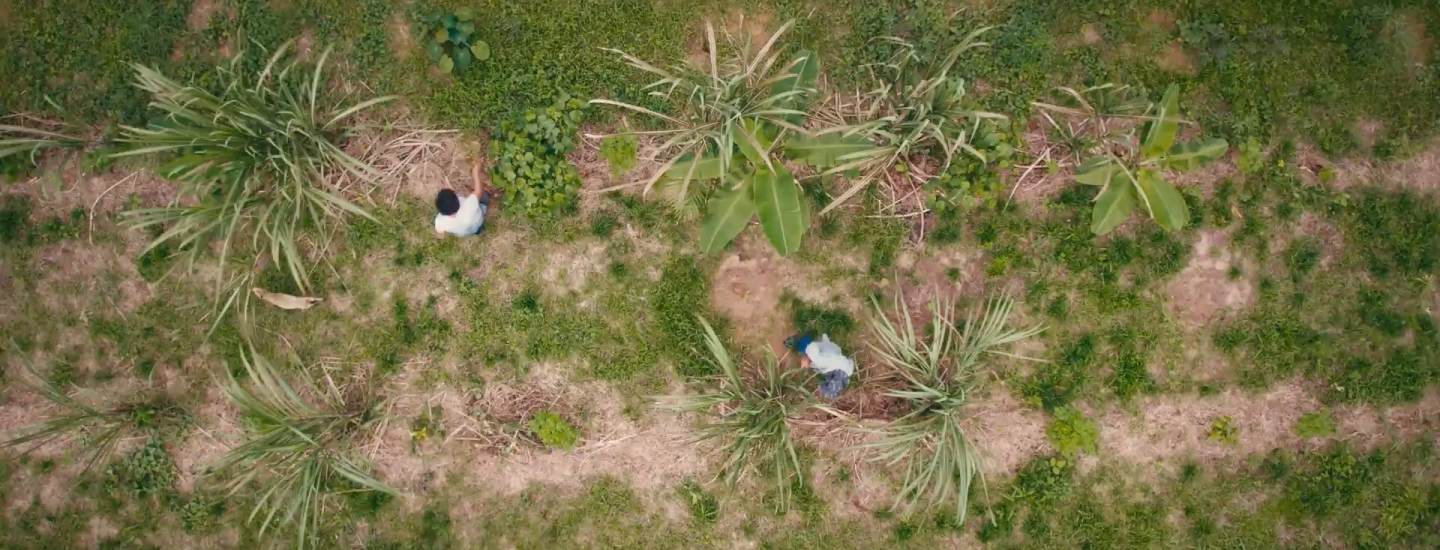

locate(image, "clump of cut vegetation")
[[655, 317, 833, 512], [1035, 84, 1228, 234], [861, 292, 1044, 524], [115, 40, 393, 322], [213, 344, 395, 548]]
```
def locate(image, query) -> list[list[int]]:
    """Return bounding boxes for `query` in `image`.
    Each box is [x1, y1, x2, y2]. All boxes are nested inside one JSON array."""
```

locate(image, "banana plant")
[[595, 18, 873, 256], [1044, 84, 1227, 235]]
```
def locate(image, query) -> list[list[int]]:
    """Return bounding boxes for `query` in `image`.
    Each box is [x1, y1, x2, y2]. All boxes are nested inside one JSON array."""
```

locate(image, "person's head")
[[785, 334, 814, 352], [435, 188, 460, 216]]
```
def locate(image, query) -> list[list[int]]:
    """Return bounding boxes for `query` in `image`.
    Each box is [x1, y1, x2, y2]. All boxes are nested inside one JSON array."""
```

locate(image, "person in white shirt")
[[435, 162, 494, 238], [786, 333, 854, 399]]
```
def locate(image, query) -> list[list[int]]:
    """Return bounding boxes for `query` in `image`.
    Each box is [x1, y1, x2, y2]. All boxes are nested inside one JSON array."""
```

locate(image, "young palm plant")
[[1033, 84, 1228, 235], [114, 39, 394, 317], [594, 17, 867, 256], [1, 352, 186, 471], [214, 344, 395, 548], [804, 29, 1007, 215], [861, 292, 1044, 524], [655, 317, 833, 511]]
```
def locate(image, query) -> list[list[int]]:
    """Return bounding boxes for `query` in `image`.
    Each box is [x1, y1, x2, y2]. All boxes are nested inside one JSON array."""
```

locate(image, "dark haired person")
[[435, 162, 493, 238]]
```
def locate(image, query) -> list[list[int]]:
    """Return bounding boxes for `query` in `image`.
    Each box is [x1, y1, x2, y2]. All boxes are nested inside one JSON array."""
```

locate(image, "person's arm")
[[436, 230, 447, 239], [471, 161, 485, 197]]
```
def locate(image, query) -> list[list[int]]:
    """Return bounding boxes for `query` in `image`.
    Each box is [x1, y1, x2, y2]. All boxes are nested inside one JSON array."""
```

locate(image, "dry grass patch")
[[1165, 229, 1253, 327], [1093, 383, 1440, 475]]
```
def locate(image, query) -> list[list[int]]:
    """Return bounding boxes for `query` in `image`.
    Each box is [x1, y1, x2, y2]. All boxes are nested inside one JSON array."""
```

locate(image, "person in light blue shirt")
[[786, 333, 854, 399]]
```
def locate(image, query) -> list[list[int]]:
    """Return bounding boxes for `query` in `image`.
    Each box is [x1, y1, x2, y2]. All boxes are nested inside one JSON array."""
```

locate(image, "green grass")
[[407, 0, 692, 129], [1207, 162, 1440, 404]]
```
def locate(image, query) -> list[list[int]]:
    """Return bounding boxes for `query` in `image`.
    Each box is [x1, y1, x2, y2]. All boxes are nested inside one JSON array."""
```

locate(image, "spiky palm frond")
[[214, 345, 394, 549], [860, 292, 1043, 524], [1, 350, 186, 471], [655, 317, 827, 511], [114, 39, 394, 315], [1032, 83, 1156, 160], [815, 28, 1006, 215], [0, 114, 103, 193]]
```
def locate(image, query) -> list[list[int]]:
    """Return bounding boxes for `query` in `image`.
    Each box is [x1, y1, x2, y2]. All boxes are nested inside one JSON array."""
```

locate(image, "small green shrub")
[[174, 497, 224, 533], [1023, 334, 1097, 411], [489, 96, 587, 217], [925, 154, 1005, 215], [410, 404, 445, 453], [420, 8, 490, 75], [106, 437, 175, 498], [598, 135, 638, 176], [529, 411, 579, 450], [1293, 410, 1336, 439], [1208, 416, 1239, 445], [1045, 407, 1098, 458], [1236, 137, 1265, 174], [677, 479, 719, 524]]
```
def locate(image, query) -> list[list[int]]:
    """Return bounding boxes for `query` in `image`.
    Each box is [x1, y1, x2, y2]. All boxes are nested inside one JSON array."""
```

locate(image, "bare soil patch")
[[295, 27, 316, 62], [723, 7, 776, 47], [388, 11, 413, 60], [1144, 9, 1178, 33], [538, 241, 610, 296], [967, 390, 1050, 475], [30, 240, 152, 319], [1314, 137, 1440, 194], [1165, 229, 1252, 326], [711, 234, 864, 355], [187, 0, 226, 31], [1387, 10, 1433, 70], [1157, 40, 1195, 74], [171, 386, 241, 494]]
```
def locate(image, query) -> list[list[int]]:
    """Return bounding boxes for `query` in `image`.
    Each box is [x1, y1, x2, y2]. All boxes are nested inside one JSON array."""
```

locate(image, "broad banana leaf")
[[699, 176, 756, 254], [1140, 84, 1181, 158], [1091, 178, 1137, 235], [665, 152, 728, 181], [752, 167, 805, 255], [785, 133, 874, 170], [1074, 155, 1121, 186], [732, 119, 776, 170], [1134, 168, 1189, 232], [771, 50, 819, 123], [1161, 137, 1228, 171]]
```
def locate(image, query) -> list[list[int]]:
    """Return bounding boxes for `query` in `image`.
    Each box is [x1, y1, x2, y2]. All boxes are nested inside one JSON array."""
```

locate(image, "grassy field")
[[1, 1, 1438, 549]]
